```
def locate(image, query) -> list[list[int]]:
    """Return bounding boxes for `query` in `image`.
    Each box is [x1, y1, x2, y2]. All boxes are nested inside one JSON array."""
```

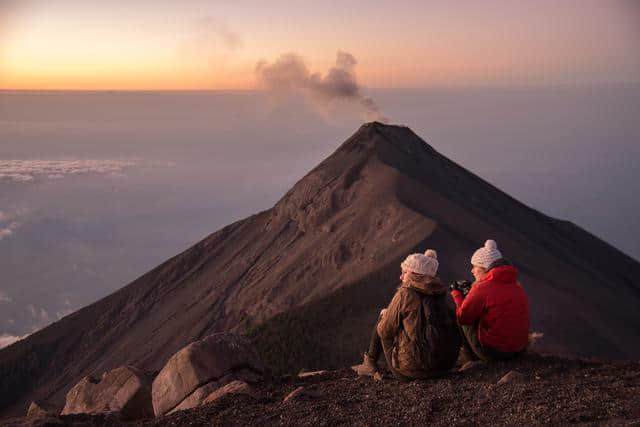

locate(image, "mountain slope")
[[1, 122, 639, 418]]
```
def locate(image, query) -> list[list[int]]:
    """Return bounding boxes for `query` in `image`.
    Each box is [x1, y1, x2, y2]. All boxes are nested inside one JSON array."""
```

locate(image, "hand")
[[449, 280, 471, 292], [379, 308, 387, 318]]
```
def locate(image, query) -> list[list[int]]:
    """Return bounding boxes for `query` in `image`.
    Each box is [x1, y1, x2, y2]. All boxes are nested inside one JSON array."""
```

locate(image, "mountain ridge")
[[1, 122, 639, 418]]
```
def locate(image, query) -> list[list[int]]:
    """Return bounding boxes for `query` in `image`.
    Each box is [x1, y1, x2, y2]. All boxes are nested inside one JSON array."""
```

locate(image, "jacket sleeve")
[[451, 290, 464, 307], [377, 289, 405, 342], [456, 285, 486, 325]]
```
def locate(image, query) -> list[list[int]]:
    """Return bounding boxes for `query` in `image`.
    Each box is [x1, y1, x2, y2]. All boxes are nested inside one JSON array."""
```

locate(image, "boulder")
[[26, 401, 58, 417], [61, 365, 153, 420], [202, 381, 252, 405], [167, 369, 260, 414], [152, 332, 263, 416], [166, 374, 230, 414], [167, 375, 259, 414]]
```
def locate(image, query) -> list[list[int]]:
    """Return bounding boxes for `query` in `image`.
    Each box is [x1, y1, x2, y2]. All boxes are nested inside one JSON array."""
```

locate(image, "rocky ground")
[[5, 353, 640, 426]]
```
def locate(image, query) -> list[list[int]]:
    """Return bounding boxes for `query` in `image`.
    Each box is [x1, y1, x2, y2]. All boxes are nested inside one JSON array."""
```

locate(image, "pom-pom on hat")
[[401, 249, 439, 277], [424, 249, 437, 259], [470, 239, 503, 269]]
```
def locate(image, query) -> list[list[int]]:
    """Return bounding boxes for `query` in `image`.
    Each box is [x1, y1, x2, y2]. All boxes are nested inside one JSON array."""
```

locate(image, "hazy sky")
[[1, 0, 639, 89]]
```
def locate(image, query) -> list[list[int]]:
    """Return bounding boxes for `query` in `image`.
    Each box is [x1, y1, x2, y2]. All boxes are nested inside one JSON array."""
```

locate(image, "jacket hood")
[[403, 277, 447, 295], [484, 265, 518, 283]]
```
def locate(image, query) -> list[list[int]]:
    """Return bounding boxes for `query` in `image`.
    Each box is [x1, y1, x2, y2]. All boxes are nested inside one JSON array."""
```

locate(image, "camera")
[[450, 280, 473, 296]]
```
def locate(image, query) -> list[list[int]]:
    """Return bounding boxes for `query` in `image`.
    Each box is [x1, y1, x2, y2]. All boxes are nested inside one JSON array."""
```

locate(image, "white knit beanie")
[[470, 239, 503, 269], [401, 249, 439, 277]]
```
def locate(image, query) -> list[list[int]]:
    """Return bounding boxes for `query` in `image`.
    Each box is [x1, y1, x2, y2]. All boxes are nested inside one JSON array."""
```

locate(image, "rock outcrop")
[[26, 401, 57, 418], [201, 381, 253, 405], [61, 365, 153, 420], [151, 333, 263, 416]]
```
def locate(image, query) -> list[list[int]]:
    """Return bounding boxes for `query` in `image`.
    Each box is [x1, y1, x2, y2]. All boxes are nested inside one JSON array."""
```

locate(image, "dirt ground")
[[9, 353, 637, 426], [147, 353, 640, 426]]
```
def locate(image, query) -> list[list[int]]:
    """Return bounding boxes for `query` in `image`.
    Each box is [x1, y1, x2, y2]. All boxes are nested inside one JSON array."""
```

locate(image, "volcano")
[[1, 122, 639, 418]]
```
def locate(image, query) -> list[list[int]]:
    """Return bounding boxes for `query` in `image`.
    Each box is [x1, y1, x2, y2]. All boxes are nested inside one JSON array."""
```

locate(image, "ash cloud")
[[195, 16, 242, 52], [180, 16, 243, 59], [255, 51, 387, 122]]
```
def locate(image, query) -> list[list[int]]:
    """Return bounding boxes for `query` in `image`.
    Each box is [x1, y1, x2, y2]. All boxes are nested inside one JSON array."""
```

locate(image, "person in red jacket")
[[450, 239, 529, 361]]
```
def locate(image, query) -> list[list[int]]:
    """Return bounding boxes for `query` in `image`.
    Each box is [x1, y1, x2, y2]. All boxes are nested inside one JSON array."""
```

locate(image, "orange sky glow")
[[1, 0, 638, 90]]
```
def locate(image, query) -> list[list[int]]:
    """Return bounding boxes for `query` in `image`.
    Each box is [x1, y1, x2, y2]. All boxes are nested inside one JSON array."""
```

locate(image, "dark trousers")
[[366, 320, 383, 361], [365, 320, 411, 381], [460, 323, 521, 361]]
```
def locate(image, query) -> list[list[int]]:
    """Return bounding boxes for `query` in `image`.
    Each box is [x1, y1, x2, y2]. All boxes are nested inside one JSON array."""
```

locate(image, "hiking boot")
[[351, 353, 378, 377], [459, 360, 485, 372], [455, 346, 476, 367]]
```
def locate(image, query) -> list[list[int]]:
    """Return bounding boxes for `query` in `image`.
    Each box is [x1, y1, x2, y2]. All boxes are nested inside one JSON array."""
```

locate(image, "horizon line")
[[2, 82, 639, 93]]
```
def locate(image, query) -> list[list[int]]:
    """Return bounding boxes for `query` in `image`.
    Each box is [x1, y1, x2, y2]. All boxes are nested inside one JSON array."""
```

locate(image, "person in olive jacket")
[[352, 250, 461, 380], [451, 239, 530, 361]]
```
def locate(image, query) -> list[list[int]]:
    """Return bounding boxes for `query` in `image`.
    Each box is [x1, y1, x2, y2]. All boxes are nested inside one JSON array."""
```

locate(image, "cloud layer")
[[0, 160, 136, 183], [0, 299, 77, 349], [21, 304, 52, 333], [0, 333, 27, 349], [0, 217, 20, 241], [0, 209, 26, 241], [256, 51, 387, 122], [0, 291, 11, 302]]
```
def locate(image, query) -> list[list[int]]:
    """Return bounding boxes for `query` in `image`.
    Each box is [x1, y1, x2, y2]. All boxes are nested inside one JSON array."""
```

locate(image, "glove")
[[449, 280, 471, 292]]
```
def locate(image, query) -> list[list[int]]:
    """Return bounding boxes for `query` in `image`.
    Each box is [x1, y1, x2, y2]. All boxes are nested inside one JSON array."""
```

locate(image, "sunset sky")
[[1, 0, 639, 90]]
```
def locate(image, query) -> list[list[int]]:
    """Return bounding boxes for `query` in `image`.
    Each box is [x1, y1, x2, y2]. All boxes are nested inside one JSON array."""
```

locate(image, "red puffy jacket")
[[451, 265, 529, 352]]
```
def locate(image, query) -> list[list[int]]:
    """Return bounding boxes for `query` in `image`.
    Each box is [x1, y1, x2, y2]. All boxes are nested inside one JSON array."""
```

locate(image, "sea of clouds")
[[0, 159, 136, 183]]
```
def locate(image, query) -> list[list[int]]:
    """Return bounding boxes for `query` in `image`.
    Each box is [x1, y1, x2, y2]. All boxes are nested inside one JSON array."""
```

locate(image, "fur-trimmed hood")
[[402, 276, 447, 296]]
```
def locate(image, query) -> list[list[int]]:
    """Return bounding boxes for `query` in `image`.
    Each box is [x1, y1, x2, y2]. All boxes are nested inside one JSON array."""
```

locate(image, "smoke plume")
[[255, 51, 387, 122], [191, 16, 242, 52]]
